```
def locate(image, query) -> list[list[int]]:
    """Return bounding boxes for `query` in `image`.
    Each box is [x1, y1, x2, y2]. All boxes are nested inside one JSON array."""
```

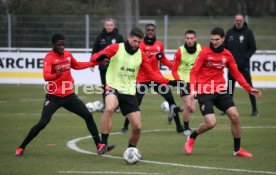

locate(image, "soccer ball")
[[161, 101, 170, 112], [92, 100, 104, 111], [123, 147, 142, 164], [85, 102, 96, 112]]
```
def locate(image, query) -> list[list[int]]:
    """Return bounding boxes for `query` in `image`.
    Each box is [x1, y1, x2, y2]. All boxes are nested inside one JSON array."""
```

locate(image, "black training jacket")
[[224, 22, 256, 69], [92, 28, 124, 70]]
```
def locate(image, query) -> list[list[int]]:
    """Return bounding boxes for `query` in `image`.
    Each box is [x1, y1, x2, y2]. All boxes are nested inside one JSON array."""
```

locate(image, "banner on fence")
[[0, 51, 275, 88]]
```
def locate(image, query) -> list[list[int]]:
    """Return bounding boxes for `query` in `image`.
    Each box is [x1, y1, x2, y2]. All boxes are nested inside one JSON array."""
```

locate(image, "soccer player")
[[15, 33, 113, 156], [91, 28, 181, 154], [224, 13, 258, 116], [92, 18, 124, 112], [172, 30, 203, 136], [184, 27, 262, 157], [120, 23, 184, 134]]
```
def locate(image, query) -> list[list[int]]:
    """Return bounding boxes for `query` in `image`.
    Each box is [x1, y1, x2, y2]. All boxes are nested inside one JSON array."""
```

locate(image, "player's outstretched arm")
[[250, 89, 262, 99]]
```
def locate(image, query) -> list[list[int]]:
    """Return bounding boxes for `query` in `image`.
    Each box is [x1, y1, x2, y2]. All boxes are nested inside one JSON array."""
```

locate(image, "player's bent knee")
[[207, 121, 216, 129], [132, 123, 142, 130], [104, 107, 115, 114]]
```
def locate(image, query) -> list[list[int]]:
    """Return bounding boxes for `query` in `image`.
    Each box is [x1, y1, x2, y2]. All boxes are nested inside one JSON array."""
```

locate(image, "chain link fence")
[[1, 14, 275, 50]]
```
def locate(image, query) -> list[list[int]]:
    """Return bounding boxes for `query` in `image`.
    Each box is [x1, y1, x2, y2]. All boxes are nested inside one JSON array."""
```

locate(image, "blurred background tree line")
[[1, 0, 275, 16], [0, 0, 275, 49]]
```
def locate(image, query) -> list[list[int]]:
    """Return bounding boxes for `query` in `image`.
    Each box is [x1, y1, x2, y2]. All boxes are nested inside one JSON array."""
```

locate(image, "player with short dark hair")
[[172, 29, 203, 136], [15, 33, 113, 156], [120, 23, 184, 134], [91, 27, 181, 154], [184, 27, 262, 157]]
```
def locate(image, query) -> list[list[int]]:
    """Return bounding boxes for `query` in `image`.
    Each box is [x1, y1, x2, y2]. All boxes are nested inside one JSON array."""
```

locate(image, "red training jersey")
[[90, 43, 169, 86], [44, 50, 95, 97], [137, 40, 172, 83], [190, 46, 252, 94]]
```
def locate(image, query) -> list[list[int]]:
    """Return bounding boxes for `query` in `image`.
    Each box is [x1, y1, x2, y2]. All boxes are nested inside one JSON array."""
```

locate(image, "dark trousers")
[[227, 67, 257, 112], [99, 68, 107, 106], [123, 81, 182, 128], [136, 82, 176, 106], [19, 94, 100, 149]]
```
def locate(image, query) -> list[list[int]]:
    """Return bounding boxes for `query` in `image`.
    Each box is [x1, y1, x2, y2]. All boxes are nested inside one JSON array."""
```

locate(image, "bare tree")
[[118, 0, 140, 37]]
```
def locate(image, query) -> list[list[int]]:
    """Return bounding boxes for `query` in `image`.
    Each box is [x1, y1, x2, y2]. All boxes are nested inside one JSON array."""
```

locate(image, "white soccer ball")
[[123, 147, 142, 165], [85, 102, 96, 112], [92, 100, 104, 111], [161, 101, 170, 112]]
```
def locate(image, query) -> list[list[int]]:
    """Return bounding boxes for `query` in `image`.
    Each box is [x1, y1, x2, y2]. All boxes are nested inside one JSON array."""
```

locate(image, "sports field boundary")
[[67, 127, 276, 175]]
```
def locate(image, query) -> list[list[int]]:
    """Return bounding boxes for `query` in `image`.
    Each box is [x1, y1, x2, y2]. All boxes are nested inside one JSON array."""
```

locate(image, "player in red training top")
[[120, 23, 184, 134], [184, 27, 262, 158], [15, 33, 113, 156]]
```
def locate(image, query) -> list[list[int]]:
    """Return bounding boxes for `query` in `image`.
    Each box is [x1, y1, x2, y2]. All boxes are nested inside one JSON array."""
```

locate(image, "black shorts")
[[197, 92, 235, 116], [179, 82, 191, 97], [106, 89, 140, 116]]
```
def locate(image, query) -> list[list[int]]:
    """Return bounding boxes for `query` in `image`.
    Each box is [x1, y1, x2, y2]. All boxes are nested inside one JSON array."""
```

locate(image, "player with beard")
[[91, 28, 181, 154], [120, 23, 184, 134]]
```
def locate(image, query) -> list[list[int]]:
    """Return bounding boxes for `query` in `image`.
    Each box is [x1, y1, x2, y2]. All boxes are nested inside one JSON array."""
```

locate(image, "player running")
[[184, 27, 262, 157], [120, 23, 184, 134], [91, 28, 181, 154], [172, 30, 203, 136]]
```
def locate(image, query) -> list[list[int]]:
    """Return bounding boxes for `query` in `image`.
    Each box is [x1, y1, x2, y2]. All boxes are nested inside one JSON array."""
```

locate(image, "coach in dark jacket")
[[224, 13, 258, 116], [92, 18, 124, 111]]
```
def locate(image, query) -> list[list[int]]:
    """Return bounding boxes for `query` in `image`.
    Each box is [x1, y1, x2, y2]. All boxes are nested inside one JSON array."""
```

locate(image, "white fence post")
[[85, 14, 90, 51], [164, 15, 168, 50]]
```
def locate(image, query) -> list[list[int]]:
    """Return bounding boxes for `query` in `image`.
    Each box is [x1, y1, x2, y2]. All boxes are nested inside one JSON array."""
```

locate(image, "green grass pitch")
[[0, 84, 275, 175]]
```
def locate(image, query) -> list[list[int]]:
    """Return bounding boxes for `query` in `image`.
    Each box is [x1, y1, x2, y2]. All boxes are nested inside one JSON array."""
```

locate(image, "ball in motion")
[[123, 147, 142, 164], [161, 101, 169, 112], [85, 102, 96, 112]]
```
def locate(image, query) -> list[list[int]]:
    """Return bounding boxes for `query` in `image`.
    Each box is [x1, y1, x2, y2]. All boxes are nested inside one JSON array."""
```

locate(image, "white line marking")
[[67, 127, 276, 175], [58, 171, 161, 175]]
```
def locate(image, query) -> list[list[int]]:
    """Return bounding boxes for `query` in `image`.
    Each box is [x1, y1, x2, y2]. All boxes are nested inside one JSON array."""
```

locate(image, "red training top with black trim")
[[137, 40, 172, 83], [190, 46, 252, 94], [43, 50, 95, 97]]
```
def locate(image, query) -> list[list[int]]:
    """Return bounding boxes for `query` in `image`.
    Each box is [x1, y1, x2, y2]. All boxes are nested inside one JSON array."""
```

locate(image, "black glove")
[[168, 80, 185, 87], [155, 52, 163, 60], [168, 80, 178, 86], [96, 54, 108, 62]]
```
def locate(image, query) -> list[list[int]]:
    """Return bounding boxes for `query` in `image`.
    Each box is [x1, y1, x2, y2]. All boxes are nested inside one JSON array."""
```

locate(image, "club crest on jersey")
[[221, 57, 227, 64], [112, 38, 116, 44], [239, 35, 244, 43], [66, 56, 71, 62]]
